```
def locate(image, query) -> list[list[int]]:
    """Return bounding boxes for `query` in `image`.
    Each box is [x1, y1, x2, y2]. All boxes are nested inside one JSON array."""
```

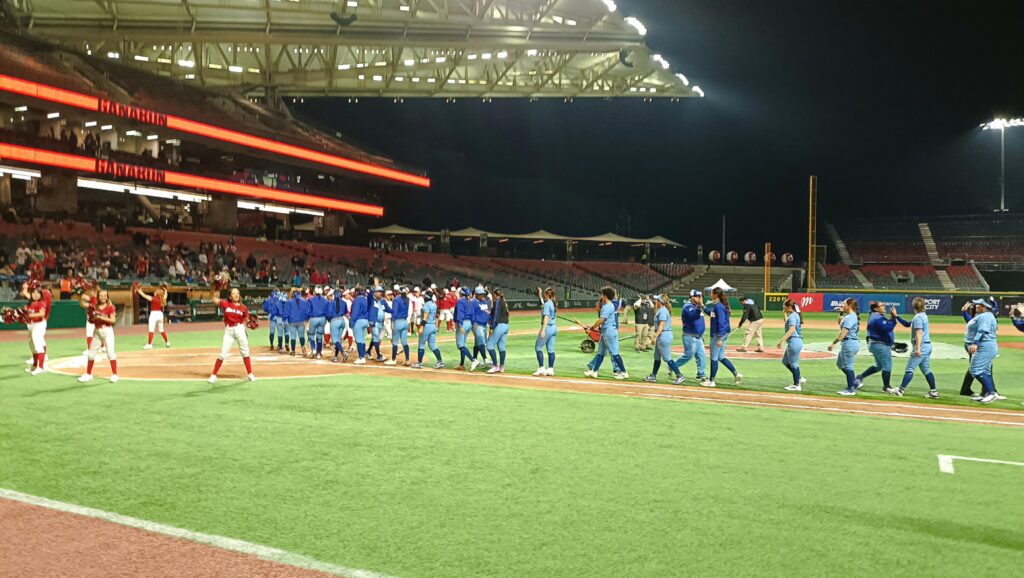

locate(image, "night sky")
[[297, 0, 1024, 260]]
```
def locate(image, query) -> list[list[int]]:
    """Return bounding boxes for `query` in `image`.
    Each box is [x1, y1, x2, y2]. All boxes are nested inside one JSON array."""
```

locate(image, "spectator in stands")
[[736, 296, 765, 353], [632, 296, 653, 352], [59, 270, 74, 300]]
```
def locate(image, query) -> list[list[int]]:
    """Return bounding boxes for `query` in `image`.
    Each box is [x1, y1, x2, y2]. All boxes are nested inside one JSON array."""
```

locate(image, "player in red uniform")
[[77, 289, 119, 383], [439, 288, 458, 332], [208, 288, 256, 384], [136, 284, 171, 349], [20, 281, 51, 375]]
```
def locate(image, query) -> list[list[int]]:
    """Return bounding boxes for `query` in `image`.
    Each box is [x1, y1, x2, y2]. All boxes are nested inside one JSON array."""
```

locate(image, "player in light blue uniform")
[[284, 288, 310, 357], [306, 287, 329, 359], [894, 297, 938, 398], [533, 288, 558, 376], [274, 289, 288, 352], [325, 288, 349, 363], [705, 287, 741, 387], [369, 286, 386, 362], [384, 287, 410, 366], [413, 290, 444, 369], [674, 290, 708, 381], [643, 294, 684, 384], [777, 298, 806, 391], [454, 288, 473, 370], [966, 298, 999, 404], [831, 298, 862, 396], [584, 286, 628, 380], [261, 290, 280, 350], [349, 287, 370, 364]]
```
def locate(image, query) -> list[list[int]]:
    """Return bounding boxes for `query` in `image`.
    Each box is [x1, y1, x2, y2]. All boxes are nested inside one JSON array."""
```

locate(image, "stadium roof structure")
[[369, 225, 683, 246], [8, 0, 704, 100]]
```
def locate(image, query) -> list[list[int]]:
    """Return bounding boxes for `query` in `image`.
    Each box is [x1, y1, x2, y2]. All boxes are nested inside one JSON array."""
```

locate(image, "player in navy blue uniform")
[[855, 301, 910, 393], [349, 287, 371, 365], [262, 290, 280, 351], [454, 288, 473, 370], [469, 287, 490, 371], [284, 288, 310, 357], [325, 288, 350, 363], [306, 287, 329, 359], [486, 289, 510, 373], [384, 287, 411, 366], [705, 287, 742, 388]]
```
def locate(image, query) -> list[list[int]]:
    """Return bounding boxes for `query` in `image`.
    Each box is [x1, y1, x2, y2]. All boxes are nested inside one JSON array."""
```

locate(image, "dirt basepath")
[[0, 498, 343, 578]]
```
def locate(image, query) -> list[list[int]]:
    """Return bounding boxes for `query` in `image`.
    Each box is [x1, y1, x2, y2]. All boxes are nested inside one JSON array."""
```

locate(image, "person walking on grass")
[[675, 290, 709, 382], [633, 295, 653, 352], [411, 289, 444, 369], [777, 299, 805, 391], [892, 297, 939, 398], [533, 287, 558, 376], [965, 298, 1000, 404], [704, 287, 742, 388], [736, 296, 764, 353], [855, 301, 909, 394], [830, 298, 862, 396], [584, 286, 628, 380], [959, 300, 1006, 400], [643, 294, 685, 385], [486, 289, 510, 374]]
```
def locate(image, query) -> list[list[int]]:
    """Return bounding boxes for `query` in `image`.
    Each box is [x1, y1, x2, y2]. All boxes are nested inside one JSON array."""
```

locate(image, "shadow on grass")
[[819, 505, 1024, 552], [182, 380, 249, 398], [24, 380, 108, 397]]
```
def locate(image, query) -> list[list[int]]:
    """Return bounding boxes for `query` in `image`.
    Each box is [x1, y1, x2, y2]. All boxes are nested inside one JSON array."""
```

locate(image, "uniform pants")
[[742, 318, 764, 349]]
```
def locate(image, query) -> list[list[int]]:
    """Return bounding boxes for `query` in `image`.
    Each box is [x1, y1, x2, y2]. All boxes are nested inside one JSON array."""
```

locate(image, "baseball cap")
[[414, 286, 421, 292], [475, 287, 486, 295], [373, 285, 384, 292], [690, 289, 702, 297], [325, 288, 335, 297], [653, 294, 666, 303], [462, 288, 472, 296], [972, 298, 994, 308]]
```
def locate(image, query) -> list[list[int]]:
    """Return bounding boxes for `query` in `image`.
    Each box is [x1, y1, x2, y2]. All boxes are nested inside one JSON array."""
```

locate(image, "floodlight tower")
[[981, 117, 1024, 213]]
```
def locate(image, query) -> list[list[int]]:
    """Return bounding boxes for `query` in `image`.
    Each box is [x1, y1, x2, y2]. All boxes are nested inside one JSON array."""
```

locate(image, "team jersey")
[[786, 311, 802, 339], [681, 302, 705, 337], [26, 299, 47, 322], [472, 298, 490, 325], [151, 293, 164, 312], [708, 302, 731, 337], [968, 311, 998, 344], [599, 302, 617, 335], [841, 312, 859, 341], [911, 312, 931, 346], [42, 289, 52, 320], [220, 300, 250, 326], [422, 300, 438, 325], [542, 300, 556, 327], [91, 303, 116, 328], [307, 295, 329, 318], [655, 305, 672, 340]]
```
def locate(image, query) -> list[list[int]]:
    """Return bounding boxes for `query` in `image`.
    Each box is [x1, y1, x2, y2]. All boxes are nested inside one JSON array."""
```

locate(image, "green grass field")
[[3, 312, 1024, 576]]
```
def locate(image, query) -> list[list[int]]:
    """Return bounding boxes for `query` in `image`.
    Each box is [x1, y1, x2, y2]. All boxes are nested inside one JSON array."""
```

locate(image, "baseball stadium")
[[1, 1, 1023, 576]]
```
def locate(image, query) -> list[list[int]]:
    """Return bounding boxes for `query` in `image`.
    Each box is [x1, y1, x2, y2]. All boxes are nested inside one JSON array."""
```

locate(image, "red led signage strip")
[[0, 74, 429, 188], [0, 142, 384, 216]]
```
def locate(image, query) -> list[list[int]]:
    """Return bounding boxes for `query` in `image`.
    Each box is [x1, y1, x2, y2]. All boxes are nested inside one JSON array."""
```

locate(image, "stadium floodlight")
[[653, 55, 670, 70], [601, 0, 617, 12], [692, 85, 705, 98], [981, 117, 1023, 212], [624, 17, 647, 36]]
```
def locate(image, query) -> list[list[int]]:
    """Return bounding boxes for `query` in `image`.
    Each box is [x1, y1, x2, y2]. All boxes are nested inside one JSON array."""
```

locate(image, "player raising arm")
[[78, 289, 118, 383], [208, 288, 257, 384], [136, 283, 171, 349]]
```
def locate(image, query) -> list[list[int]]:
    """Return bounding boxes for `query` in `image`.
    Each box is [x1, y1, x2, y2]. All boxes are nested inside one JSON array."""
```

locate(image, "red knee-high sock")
[[110, 359, 117, 374], [30, 353, 37, 369], [87, 337, 93, 350], [36, 353, 45, 369], [161, 332, 169, 344], [243, 356, 252, 374], [212, 358, 224, 376], [86, 359, 95, 374], [147, 332, 154, 345]]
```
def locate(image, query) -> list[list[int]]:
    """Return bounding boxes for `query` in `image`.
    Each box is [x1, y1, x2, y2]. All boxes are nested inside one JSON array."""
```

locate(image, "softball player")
[[81, 285, 101, 355], [705, 287, 741, 388], [284, 288, 310, 356], [262, 290, 280, 351], [855, 302, 909, 393], [326, 288, 350, 363], [413, 290, 444, 369], [643, 294, 685, 384], [384, 287, 410, 366], [469, 287, 491, 371], [409, 287, 424, 336], [533, 287, 558, 376], [307, 287, 329, 359], [208, 288, 256, 384], [439, 288, 456, 332], [584, 286, 628, 380], [454, 288, 473, 369], [894, 298, 938, 398], [274, 289, 288, 352], [486, 289, 510, 374], [777, 299, 806, 391], [369, 286, 386, 361], [350, 287, 371, 365], [77, 290, 118, 383], [830, 298, 862, 396], [22, 283, 50, 375], [137, 284, 170, 349], [675, 290, 708, 382], [966, 298, 999, 404]]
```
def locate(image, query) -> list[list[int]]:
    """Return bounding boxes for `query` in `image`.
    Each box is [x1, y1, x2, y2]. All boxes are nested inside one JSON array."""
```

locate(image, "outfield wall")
[[766, 290, 1024, 316]]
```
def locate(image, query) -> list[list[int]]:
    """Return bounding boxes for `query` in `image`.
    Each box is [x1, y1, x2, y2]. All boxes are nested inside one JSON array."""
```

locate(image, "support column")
[[36, 173, 78, 213], [206, 197, 238, 232], [319, 212, 346, 239]]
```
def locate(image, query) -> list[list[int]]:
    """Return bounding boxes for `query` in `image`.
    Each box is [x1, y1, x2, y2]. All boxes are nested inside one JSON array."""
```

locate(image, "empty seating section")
[[945, 265, 986, 291], [929, 216, 1024, 264], [651, 263, 694, 280], [574, 262, 670, 293], [0, 39, 95, 94], [860, 265, 942, 290], [683, 266, 793, 294], [834, 219, 928, 263], [817, 264, 859, 288]]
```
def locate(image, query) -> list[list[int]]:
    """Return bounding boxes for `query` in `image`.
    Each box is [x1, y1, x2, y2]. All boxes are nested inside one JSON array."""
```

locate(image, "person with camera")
[[632, 295, 654, 352], [855, 301, 910, 393]]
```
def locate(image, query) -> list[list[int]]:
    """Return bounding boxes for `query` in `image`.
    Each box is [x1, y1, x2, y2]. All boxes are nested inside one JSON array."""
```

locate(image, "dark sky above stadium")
[[298, 0, 1024, 260]]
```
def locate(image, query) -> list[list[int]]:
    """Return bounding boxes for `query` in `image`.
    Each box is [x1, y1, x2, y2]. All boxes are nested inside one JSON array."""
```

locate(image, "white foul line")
[[936, 454, 1024, 474], [0, 488, 394, 578]]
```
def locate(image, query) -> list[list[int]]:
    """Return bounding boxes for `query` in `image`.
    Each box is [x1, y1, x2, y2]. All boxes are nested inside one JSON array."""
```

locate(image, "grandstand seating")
[[683, 266, 795, 294], [945, 265, 987, 291], [816, 263, 860, 289], [833, 219, 929, 263], [860, 265, 943, 290], [574, 262, 670, 293], [929, 216, 1024, 264], [650, 263, 695, 280]]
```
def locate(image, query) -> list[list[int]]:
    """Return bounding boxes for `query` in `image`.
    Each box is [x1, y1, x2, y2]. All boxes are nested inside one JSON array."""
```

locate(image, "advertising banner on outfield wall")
[[863, 294, 908, 314], [765, 293, 788, 311], [908, 295, 952, 316], [788, 293, 823, 312], [823, 293, 864, 313]]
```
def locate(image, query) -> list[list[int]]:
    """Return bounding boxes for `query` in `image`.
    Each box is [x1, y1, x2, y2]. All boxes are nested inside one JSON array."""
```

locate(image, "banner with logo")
[[823, 293, 862, 313], [907, 295, 952, 316], [863, 294, 907, 314], [788, 293, 823, 313]]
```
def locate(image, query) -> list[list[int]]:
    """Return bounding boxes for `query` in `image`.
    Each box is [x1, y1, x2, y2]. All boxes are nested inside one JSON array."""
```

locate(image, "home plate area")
[[48, 348, 352, 381]]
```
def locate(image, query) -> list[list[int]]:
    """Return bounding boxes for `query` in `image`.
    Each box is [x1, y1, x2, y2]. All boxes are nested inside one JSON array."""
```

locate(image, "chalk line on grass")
[[936, 454, 1024, 474], [0, 488, 395, 578]]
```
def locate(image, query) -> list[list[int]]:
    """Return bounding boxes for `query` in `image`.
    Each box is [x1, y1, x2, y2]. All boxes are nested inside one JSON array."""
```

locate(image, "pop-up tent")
[[704, 278, 737, 293]]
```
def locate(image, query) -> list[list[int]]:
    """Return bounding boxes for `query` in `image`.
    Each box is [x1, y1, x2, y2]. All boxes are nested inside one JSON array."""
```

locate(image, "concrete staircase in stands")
[[935, 269, 957, 292], [825, 222, 855, 264], [918, 223, 944, 266], [851, 269, 874, 289]]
